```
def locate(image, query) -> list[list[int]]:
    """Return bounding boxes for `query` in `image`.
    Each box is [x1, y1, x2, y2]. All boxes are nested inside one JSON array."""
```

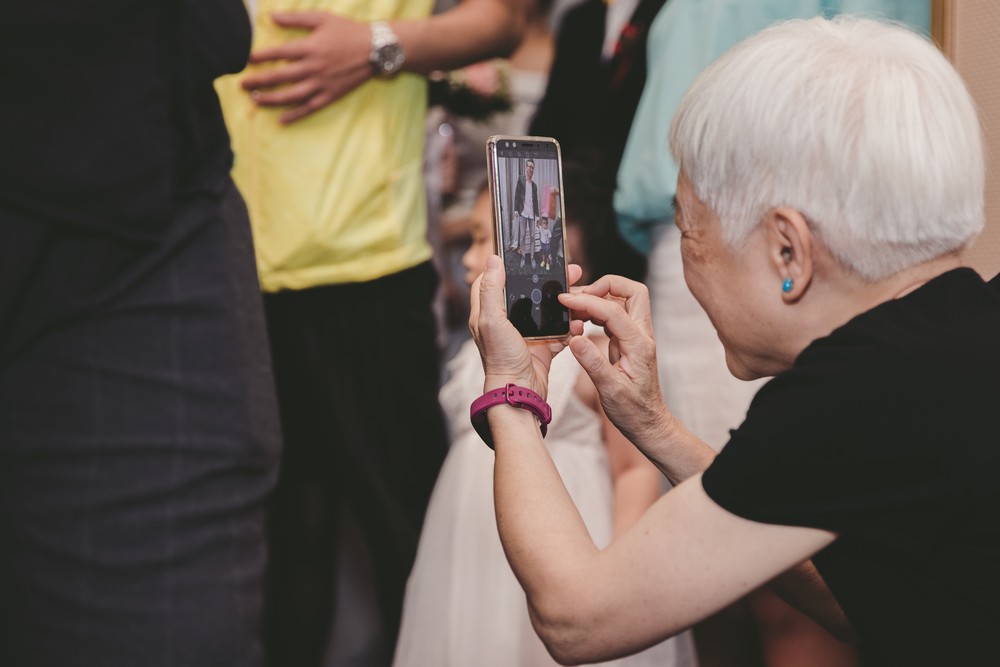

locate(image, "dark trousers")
[[262, 261, 448, 667], [517, 214, 537, 256], [0, 182, 281, 666]]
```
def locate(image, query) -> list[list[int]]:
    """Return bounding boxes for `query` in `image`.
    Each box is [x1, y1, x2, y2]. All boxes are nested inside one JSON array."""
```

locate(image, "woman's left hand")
[[470, 255, 584, 398]]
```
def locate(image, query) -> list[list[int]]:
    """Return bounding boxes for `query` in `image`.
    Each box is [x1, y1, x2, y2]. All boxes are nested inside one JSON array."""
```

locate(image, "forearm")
[[392, 0, 524, 74], [630, 408, 718, 487], [488, 404, 600, 622], [610, 466, 662, 540]]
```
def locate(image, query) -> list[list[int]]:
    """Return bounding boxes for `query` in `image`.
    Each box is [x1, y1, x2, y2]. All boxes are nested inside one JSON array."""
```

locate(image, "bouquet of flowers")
[[428, 58, 513, 121]]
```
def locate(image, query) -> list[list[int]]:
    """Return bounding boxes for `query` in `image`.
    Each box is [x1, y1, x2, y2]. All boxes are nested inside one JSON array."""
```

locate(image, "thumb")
[[479, 255, 507, 320], [271, 11, 326, 29], [568, 336, 618, 391]]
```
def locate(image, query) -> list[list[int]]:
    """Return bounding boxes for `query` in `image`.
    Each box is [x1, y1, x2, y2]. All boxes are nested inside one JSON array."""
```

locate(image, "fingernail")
[[249, 90, 261, 101], [486, 255, 500, 270]]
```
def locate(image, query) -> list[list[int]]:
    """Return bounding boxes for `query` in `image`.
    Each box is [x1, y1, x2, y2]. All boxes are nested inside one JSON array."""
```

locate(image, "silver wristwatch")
[[369, 21, 405, 77]]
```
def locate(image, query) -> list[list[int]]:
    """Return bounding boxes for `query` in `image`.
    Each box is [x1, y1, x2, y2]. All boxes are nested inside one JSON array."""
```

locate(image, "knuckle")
[[584, 353, 604, 374], [605, 382, 628, 405]]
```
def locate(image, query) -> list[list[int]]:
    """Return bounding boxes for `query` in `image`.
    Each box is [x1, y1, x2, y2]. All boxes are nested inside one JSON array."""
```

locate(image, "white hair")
[[668, 15, 984, 281]]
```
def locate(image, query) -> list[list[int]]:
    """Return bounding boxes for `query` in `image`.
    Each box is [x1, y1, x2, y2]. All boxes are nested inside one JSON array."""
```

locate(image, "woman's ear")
[[767, 208, 813, 302]]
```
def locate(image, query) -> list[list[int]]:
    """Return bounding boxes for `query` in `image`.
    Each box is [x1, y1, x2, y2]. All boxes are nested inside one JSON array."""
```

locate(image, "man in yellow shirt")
[[218, 1, 523, 665]]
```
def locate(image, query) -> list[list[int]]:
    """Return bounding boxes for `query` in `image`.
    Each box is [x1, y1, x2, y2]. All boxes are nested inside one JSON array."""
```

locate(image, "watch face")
[[379, 44, 404, 75]]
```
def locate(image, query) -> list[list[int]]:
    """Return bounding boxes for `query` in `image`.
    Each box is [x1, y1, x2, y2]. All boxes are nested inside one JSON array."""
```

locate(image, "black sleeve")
[[527, 0, 604, 143], [701, 340, 956, 547]]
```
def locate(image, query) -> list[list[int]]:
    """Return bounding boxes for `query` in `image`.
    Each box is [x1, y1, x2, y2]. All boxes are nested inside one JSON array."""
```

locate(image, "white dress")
[[393, 336, 699, 667]]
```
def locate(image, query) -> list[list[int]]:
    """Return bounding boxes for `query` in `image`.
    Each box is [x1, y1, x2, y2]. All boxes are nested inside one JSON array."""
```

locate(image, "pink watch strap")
[[470, 383, 552, 450]]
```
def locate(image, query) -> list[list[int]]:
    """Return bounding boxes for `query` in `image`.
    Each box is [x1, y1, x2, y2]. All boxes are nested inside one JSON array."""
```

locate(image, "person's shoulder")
[[804, 268, 1000, 370]]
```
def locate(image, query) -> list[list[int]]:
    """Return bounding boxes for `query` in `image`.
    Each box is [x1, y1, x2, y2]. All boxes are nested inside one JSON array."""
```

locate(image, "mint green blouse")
[[614, 0, 931, 254]]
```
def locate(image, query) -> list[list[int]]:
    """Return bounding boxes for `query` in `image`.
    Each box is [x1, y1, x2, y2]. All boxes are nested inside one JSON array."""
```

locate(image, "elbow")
[[528, 594, 612, 665], [529, 607, 589, 665], [526, 576, 684, 665]]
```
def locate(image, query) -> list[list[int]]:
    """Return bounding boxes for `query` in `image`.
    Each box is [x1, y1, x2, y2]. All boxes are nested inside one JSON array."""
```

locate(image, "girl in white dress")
[[393, 188, 698, 667]]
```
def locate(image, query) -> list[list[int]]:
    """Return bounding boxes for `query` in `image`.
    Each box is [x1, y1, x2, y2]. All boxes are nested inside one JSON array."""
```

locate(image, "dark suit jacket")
[[513, 176, 540, 219], [529, 0, 666, 179]]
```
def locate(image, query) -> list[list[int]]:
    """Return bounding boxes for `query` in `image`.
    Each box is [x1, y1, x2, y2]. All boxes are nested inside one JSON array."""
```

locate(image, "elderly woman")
[[469, 15, 998, 666]]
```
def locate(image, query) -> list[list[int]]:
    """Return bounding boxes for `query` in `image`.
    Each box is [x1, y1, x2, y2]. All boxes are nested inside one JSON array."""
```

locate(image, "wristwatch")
[[369, 21, 405, 77], [470, 383, 552, 450]]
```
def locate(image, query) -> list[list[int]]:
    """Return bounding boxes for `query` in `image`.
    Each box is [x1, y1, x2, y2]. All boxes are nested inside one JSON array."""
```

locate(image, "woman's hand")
[[557, 275, 674, 447], [470, 256, 584, 398]]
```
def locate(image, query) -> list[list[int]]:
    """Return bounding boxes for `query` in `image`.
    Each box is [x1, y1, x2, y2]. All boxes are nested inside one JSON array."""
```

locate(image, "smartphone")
[[486, 135, 571, 339]]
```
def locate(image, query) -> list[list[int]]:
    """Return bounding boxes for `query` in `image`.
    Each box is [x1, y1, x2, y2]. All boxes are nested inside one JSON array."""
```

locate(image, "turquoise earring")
[[782, 277, 794, 293]]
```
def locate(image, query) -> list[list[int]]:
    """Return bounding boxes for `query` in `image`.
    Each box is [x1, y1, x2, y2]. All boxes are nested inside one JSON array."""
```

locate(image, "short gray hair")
[[669, 15, 984, 281]]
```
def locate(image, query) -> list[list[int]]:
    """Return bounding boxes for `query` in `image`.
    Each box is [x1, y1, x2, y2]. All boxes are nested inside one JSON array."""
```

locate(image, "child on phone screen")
[[392, 181, 697, 667], [538, 217, 553, 270]]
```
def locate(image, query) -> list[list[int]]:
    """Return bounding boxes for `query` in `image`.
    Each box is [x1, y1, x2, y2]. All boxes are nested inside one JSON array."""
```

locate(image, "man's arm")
[[242, 0, 524, 124], [390, 0, 523, 74]]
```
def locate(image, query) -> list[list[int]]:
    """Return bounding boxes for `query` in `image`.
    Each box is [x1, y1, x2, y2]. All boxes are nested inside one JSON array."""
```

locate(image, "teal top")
[[614, 0, 931, 254]]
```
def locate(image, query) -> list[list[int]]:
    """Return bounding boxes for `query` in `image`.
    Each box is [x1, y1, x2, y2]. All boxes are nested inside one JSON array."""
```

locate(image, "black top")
[[0, 1, 251, 362], [702, 268, 1000, 665], [0, 1, 250, 240]]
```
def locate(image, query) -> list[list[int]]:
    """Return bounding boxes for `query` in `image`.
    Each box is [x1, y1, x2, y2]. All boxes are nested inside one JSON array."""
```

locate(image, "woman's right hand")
[[557, 275, 675, 449]]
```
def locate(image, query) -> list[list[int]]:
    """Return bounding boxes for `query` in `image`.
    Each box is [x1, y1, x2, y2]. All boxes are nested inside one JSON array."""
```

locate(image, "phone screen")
[[489, 137, 569, 338]]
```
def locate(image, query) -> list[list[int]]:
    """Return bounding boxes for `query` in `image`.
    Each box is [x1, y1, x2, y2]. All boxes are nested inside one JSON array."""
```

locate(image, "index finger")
[[557, 291, 648, 350], [566, 263, 583, 288], [582, 274, 648, 301], [578, 274, 653, 333], [270, 11, 328, 30]]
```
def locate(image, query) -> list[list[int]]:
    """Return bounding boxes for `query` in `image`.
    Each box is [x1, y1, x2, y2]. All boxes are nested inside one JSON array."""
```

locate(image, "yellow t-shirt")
[[217, 0, 433, 292]]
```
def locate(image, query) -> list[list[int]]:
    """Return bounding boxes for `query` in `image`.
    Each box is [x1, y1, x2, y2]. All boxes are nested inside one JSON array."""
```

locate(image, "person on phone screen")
[[514, 158, 540, 268], [393, 183, 696, 666], [539, 217, 552, 269]]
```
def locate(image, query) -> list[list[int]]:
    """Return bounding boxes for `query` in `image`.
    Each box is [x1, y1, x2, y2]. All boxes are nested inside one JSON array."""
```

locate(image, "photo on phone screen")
[[487, 136, 570, 338]]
